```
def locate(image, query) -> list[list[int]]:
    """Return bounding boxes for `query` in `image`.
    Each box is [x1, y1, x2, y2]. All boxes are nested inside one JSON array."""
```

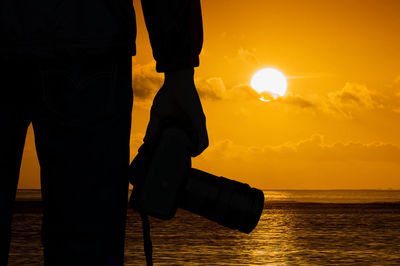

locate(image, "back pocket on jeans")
[[41, 56, 116, 125]]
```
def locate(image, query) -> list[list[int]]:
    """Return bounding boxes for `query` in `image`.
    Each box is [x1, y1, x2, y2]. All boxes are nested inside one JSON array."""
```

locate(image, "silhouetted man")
[[0, 0, 208, 265]]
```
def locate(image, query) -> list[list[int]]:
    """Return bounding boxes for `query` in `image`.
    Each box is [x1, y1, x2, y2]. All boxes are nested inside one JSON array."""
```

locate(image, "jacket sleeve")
[[141, 0, 204, 73]]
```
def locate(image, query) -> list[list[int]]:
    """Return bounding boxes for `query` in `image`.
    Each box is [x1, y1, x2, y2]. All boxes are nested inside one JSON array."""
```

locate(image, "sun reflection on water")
[[9, 191, 400, 265]]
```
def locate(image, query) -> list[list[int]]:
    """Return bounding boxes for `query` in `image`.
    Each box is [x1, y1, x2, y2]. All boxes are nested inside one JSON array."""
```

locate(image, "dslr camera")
[[129, 125, 264, 234]]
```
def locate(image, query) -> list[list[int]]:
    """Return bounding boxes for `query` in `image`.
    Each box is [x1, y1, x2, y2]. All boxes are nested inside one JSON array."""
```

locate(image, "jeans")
[[0, 51, 133, 265]]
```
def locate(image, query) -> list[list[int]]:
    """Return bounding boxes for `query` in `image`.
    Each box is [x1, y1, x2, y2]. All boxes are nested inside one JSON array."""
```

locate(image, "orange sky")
[[19, 0, 400, 189]]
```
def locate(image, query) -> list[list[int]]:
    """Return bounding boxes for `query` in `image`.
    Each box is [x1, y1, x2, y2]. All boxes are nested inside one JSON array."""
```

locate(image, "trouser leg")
[[0, 55, 33, 265], [32, 53, 133, 266]]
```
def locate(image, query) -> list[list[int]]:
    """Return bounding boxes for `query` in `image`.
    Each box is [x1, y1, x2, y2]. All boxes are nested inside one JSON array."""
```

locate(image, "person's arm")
[[141, 0, 203, 73], [141, 0, 208, 156]]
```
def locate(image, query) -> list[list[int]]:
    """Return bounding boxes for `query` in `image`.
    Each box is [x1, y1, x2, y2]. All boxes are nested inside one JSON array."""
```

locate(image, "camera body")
[[130, 127, 191, 219], [129, 126, 264, 233]]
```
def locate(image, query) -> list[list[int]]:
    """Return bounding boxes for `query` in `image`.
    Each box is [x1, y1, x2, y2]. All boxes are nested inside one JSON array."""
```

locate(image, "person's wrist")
[[164, 68, 195, 84]]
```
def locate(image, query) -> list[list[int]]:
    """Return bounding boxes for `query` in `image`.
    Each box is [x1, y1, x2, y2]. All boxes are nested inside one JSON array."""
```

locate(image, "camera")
[[129, 126, 264, 234]]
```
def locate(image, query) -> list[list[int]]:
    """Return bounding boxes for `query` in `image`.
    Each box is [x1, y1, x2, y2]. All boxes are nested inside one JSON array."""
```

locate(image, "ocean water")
[[9, 190, 400, 265]]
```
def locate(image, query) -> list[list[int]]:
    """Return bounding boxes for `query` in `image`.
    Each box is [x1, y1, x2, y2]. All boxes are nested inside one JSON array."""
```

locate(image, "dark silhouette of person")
[[0, 0, 208, 265]]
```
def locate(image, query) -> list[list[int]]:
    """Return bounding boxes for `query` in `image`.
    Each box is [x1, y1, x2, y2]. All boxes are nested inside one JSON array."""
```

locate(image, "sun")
[[250, 68, 288, 101]]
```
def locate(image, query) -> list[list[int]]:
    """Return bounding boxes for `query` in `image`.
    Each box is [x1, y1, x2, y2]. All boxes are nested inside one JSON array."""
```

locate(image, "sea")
[[9, 189, 400, 265]]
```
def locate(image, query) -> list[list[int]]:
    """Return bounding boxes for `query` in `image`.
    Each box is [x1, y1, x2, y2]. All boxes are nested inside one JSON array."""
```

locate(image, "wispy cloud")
[[223, 47, 259, 65], [131, 60, 392, 119], [321, 82, 382, 118], [132, 61, 163, 101], [275, 92, 317, 109], [287, 73, 334, 80], [200, 135, 400, 163], [195, 77, 227, 100]]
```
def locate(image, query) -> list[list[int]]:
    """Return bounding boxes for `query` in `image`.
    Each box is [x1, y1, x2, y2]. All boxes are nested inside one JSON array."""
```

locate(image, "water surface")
[[9, 190, 400, 265]]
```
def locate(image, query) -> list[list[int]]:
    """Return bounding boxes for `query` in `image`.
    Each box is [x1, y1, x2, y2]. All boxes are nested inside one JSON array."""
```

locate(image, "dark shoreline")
[[13, 200, 400, 211], [264, 201, 400, 209]]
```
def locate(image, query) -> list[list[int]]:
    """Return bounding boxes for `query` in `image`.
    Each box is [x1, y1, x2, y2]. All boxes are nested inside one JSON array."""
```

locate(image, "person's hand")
[[143, 68, 208, 157]]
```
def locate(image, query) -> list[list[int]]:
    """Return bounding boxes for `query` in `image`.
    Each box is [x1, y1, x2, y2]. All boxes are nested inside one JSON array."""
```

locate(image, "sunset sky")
[[19, 0, 400, 189]]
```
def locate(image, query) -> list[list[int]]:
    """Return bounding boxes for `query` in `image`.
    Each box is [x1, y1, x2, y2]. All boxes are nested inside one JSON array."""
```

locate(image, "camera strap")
[[140, 212, 153, 266]]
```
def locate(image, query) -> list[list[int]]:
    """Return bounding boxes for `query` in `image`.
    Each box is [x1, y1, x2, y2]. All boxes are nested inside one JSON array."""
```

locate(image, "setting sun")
[[250, 67, 288, 101]]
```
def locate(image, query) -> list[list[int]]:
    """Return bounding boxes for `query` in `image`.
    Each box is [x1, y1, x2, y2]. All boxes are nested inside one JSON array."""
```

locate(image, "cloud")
[[287, 73, 333, 79], [131, 62, 250, 102], [275, 92, 317, 109], [393, 107, 400, 113], [389, 76, 400, 111], [394, 75, 400, 85], [227, 83, 261, 100], [193, 77, 381, 118], [195, 77, 227, 100], [268, 82, 383, 118], [223, 47, 259, 65], [323, 82, 380, 117], [194, 78, 260, 101], [130, 132, 145, 158], [130, 61, 388, 119], [237, 48, 259, 64], [192, 136, 400, 189], [200, 135, 400, 163], [132, 61, 163, 101], [193, 78, 384, 119]]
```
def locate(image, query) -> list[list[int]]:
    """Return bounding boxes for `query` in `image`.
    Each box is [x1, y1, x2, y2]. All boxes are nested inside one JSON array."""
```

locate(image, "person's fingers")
[[190, 115, 209, 157], [173, 85, 208, 156], [143, 104, 161, 144], [143, 85, 169, 143], [144, 81, 209, 157]]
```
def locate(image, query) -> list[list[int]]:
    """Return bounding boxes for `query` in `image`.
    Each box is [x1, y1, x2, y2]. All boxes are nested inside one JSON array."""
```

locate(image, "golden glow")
[[250, 68, 288, 101], [17, 0, 400, 190]]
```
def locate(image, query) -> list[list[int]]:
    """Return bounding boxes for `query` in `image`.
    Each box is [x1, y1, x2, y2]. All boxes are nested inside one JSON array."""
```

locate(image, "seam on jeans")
[[107, 55, 118, 119]]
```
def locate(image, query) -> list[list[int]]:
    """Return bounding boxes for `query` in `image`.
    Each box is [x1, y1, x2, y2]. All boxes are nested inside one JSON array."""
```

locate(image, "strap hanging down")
[[140, 212, 153, 266]]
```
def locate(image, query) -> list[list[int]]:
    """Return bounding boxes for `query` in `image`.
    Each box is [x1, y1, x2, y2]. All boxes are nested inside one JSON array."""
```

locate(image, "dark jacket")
[[0, 0, 203, 73]]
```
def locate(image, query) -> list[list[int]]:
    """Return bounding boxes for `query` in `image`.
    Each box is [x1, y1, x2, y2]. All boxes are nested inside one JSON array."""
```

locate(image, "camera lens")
[[180, 168, 264, 233]]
